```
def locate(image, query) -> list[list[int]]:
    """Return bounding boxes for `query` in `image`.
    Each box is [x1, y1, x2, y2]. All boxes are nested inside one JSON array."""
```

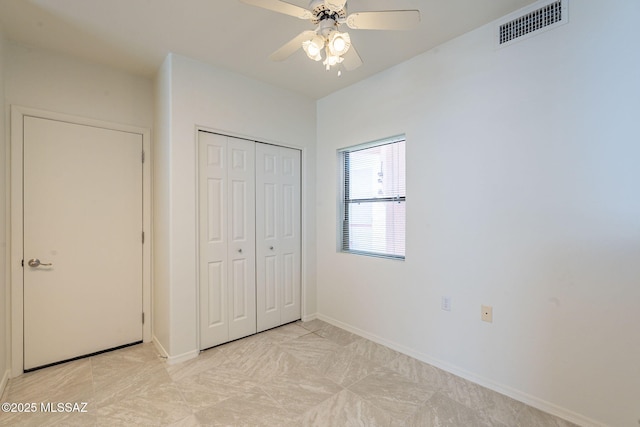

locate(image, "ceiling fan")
[[239, 0, 420, 75]]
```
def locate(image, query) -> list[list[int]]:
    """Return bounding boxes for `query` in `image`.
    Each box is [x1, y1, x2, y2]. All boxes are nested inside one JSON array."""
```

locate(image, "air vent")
[[498, 0, 567, 46]]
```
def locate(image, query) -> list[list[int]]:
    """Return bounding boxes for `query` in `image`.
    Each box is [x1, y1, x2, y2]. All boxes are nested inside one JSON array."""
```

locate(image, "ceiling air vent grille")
[[499, 0, 566, 45]]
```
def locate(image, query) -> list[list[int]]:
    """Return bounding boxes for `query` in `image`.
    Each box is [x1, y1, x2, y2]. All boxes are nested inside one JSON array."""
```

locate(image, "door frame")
[[10, 106, 152, 376]]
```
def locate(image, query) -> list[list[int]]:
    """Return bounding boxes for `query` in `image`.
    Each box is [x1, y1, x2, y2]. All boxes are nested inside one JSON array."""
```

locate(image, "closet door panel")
[[230, 259, 248, 319], [227, 138, 256, 341], [283, 253, 295, 307], [264, 255, 278, 312], [256, 144, 282, 331], [263, 183, 278, 240], [207, 261, 225, 327], [207, 179, 224, 242], [256, 144, 301, 331], [199, 133, 230, 348], [279, 147, 301, 324], [199, 132, 256, 349]]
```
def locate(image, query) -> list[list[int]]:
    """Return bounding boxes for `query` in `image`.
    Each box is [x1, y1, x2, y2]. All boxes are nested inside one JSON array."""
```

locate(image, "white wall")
[[154, 54, 316, 358], [5, 43, 153, 127], [316, 1, 640, 426], [3, 42, 154, 373], [152, 55, 172, 354], [0, 26, 8, 390]]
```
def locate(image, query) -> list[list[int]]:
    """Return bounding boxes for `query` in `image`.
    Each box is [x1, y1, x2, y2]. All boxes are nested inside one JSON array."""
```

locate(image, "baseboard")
[[301, 312, 318, 322], [315, 314, 605, 427], [166, 349, 199, 365], [152, 335, 199, 365], [152, 335, 169, 360], [0, 369, 10, 399]]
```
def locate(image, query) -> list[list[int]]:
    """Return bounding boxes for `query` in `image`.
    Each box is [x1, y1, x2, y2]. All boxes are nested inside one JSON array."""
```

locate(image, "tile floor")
[[0, 319, 579, 426]]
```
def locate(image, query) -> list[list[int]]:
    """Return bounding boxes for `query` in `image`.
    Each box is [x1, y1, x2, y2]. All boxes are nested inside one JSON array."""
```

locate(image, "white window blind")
[[340, 137, 405, 259]]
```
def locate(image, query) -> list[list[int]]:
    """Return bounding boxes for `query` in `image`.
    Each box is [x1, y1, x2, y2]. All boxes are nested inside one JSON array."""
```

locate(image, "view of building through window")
[[341, 138, 405, 259]]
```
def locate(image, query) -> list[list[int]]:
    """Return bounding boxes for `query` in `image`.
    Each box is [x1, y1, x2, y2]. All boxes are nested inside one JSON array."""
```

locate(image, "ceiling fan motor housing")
[[309, 0, 347, 25]]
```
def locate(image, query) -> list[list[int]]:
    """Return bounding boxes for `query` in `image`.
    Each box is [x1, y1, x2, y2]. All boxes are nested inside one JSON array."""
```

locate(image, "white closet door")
[[256, 144, 301, 332], [226, 138, 257, 341], [199, 132, 256, 349]]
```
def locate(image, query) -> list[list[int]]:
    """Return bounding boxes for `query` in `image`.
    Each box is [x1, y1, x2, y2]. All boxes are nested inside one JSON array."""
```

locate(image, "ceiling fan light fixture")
[[327, 31, 351, 57], [302, 35, 325, 61], [323, 47, 344, 70], [244, 0, 421, 75]]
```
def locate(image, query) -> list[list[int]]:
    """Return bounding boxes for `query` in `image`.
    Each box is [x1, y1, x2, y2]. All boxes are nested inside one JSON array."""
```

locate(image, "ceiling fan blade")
[[269, 30, 317, 61], [324, 0, 347, 12], [342, 45, 363, 71], [239, 0, 312, 20], [346, 10, 421, 30]]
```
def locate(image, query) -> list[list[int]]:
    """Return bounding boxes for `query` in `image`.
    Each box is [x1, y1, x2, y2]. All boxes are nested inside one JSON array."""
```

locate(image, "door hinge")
[[21, 259, 24, 267], [142, 312, 145, 324], [142, 231, 145, 244], [142, 150, 145, 163]]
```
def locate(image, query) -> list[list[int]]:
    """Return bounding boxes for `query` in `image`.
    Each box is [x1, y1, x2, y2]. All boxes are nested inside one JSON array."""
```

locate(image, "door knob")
[[269, 246, 274, 251], [238, 249, 243, 254], [27, 258, 53, 268]]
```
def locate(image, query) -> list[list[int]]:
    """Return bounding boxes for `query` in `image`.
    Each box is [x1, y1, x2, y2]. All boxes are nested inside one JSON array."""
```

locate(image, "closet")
[[198, 131, 301, 349]]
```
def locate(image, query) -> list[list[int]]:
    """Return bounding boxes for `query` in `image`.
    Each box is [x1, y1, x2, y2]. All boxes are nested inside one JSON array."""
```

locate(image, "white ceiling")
[[0, 0, 536, 99]]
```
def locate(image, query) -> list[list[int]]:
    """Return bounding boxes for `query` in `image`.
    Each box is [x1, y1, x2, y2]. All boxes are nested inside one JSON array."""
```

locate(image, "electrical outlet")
[[481, 305, 493, 323], [441, 296, 451, 311]]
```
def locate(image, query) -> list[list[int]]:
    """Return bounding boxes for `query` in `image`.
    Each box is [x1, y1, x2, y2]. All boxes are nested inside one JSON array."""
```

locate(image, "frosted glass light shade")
[[328, 31, 351, 56], [303, 35, 325, 61]]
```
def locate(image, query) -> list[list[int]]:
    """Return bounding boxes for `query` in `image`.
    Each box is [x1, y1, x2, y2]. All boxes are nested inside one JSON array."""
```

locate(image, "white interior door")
[[23, 116, 143, 370], [199, 132, 256, 349], [256, 144, 301, 332]]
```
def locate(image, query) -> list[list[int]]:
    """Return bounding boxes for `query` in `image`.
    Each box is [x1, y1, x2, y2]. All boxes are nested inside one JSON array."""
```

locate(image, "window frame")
[[338, 135, 406, 260]]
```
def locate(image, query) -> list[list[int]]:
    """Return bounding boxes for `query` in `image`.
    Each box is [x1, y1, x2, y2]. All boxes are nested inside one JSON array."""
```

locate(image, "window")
[[339, 137, 406, 259]]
